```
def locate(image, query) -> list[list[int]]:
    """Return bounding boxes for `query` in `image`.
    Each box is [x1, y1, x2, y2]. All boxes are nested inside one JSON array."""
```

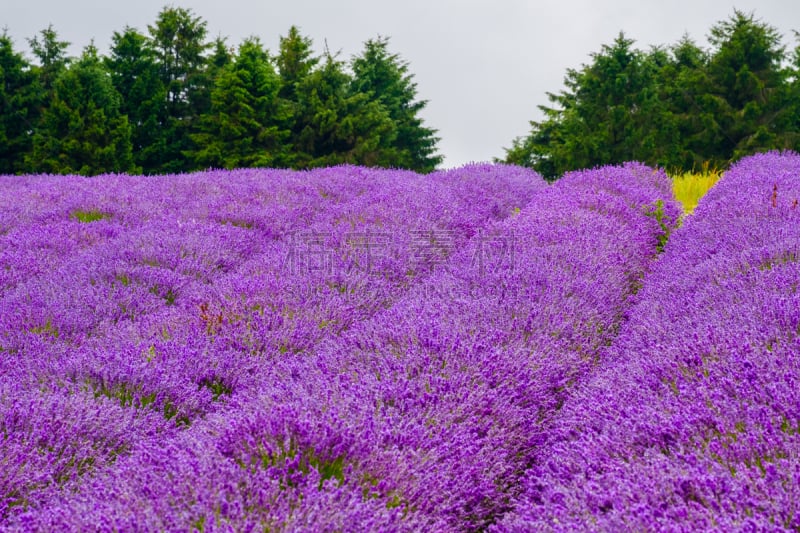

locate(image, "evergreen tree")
[[27, 25, 70, 93], [0, 34, 42, 174], [504, 10, 799, 177], [148, 6, 210, 172], [704, 10, 791, 161], [351, 37, 441, 172], [106, 27, 167, 173], [209, 36, 234, 71], [293, 51, 395, 168], [27, 44, 135, 175], [189, 36, 233, 136], [274, 28, 397, 168], [505, 33, 659, 178], [188, 37, 290, 169], [275, 26, 318, 165], [789, 35, 800, 151], [276, 26, 318, 103], [651, 37, 714, 170]]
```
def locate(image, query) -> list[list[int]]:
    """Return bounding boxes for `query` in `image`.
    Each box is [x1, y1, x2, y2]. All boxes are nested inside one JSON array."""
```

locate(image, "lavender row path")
[[10, 163, 683, 531], [498, 151, 800, 531], [0, 164, 545, 524]]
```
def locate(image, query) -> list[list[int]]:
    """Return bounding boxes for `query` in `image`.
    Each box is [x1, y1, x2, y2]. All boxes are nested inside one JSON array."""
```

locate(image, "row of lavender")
[[4, 163, 679, 530], [285, 163, 680, 530], [498, 152, 800, 531], [0, 164, 545, 522]]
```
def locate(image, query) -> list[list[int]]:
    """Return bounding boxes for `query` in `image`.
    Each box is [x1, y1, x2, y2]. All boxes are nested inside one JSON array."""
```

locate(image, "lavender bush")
[[0, 164, 543, 526], [497, 152, 800, 531], [277, 162, 680, 530], [19, 153, 798, 531]]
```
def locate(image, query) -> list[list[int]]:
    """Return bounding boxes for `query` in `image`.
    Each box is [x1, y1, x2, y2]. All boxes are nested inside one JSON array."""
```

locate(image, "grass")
[[71, 209, 110, 223], [644, 199, 670, 253], [671, 166, 722, 215]]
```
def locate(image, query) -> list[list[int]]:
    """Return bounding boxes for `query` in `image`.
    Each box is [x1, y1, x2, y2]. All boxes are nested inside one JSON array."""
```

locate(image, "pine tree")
[[27, 25, 70, 93], [189, 36, 233, 138], [208, 36, 234, 72], [505, 33, 659, 178], [789, 35, 800, 151], [705, 10, 791, 160], [651, 37, 714, 170], [148, 6, 210, 172], [106, 27, 167, 174], [274, 26, 318, 166], [276, 26, 318, 103], [504, 10, 799, 177], [293, 51, 396, 168], [0, 34, 42, 174], [351, 37, 441, 172], [27, 44, 135, 175], [188, 37, 290, 169]]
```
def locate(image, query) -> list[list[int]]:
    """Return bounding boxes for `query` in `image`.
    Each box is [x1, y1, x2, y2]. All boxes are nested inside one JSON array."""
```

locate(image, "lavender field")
[[0, 153, 798, 531]]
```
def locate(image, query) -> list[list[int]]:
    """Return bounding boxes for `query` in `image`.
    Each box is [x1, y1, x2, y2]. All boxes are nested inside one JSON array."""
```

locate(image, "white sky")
[[3, 0, 798, 168]]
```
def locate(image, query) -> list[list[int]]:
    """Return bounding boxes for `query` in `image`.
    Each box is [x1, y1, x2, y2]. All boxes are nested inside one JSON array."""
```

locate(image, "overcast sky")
[[3, 0, 798, 168]]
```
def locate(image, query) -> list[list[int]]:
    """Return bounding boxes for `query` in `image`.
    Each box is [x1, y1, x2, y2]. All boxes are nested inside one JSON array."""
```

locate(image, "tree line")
[[504, 11, 800, 178], [0, 6, 441, 176]]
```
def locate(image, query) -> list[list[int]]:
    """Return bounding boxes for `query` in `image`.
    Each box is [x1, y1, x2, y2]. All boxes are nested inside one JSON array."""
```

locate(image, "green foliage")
[[3, 10, 441, 175], [792, 37, 800, 148], [291, 48, 396, 168], [276, 26, 318, 103], [505, 10, 798, 178], [71, 209, 110, 222], [191, 36, 233, 126], [705, 11, 794, 161], [29, 317, 59, 338], [644, 199, 671, 252], [506, 33, 664, 177], [148, 284, 177, 305], [351, 37, 442, 172], [27, 25, 70, 92], [198, 377, 232, 401], [648, 37, 713, 170], [89, 378, 189, 425], [187, 37, 291, 169], [252, 438, 346, 490], [0, 33, 42, 174], [27, 44, 135, 176], [106, 27, 168, 174], [148, 6, 210, 173]]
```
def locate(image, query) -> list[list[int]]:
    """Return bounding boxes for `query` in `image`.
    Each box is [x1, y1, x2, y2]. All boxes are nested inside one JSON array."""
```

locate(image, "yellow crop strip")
[[671, 167, 722, 215]]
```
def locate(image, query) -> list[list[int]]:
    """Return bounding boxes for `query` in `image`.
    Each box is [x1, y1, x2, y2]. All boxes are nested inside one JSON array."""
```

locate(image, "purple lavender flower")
[[497, 152, 800, 532]]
